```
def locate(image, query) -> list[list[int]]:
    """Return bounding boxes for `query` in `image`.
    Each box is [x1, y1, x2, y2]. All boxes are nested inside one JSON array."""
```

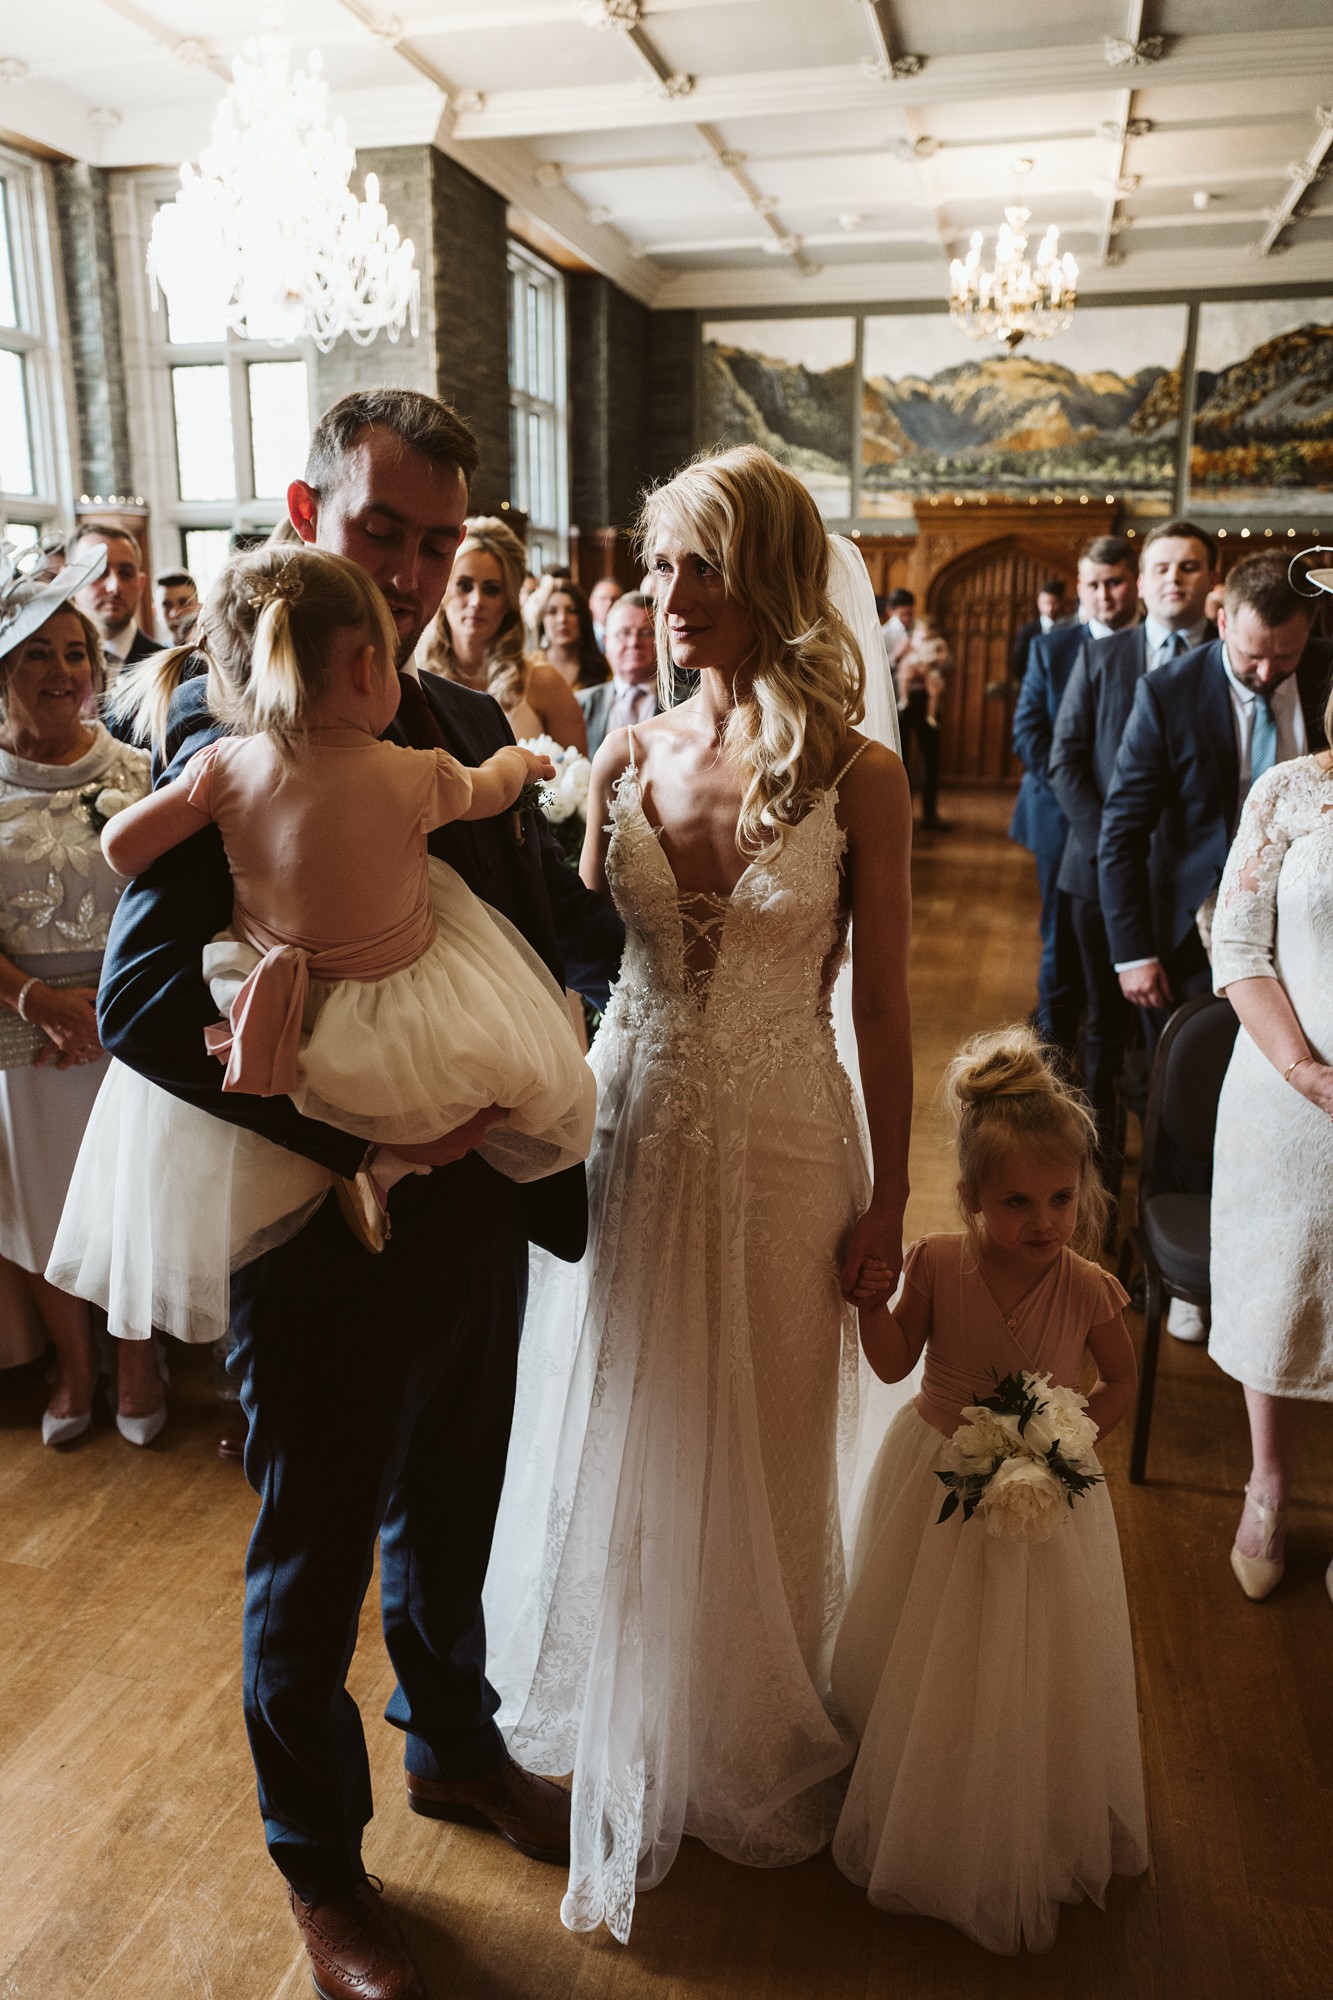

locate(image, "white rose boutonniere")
[[936, 1370, 1102, 1544], [78, 785, 134, 836]]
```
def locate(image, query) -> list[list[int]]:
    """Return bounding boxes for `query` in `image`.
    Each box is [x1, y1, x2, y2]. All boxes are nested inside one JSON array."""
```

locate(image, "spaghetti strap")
[[627, 725, 638, 774], [832, 740, 871, 787]]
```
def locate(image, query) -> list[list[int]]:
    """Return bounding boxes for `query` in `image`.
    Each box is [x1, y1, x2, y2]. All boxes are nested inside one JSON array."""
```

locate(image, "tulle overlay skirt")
[[831, 1404, 1148, 1954], [47, 861, 594, 1343], [483, 1009, 870, 1943]]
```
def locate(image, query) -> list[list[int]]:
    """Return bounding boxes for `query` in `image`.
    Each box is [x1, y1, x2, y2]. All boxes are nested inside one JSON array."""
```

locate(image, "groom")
[[98, 388, 624, 2000]]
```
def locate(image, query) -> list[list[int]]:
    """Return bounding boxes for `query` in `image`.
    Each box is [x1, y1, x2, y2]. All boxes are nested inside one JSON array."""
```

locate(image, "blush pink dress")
[[50, 734, 594, 1346], [831, 1234, 1148, 1955]]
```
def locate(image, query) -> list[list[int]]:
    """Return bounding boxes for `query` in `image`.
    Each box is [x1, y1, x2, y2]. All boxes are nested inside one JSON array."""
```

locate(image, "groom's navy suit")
[[98, 663, 624, 1897]]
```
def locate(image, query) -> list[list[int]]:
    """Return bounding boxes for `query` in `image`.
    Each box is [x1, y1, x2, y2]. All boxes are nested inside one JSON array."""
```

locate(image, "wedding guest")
[[71, 525, 160, 686], [880, 587, 914, 662], [540, 580, 608, 692], [0, 548, 157, 1446], [588, 575, 623, 649], [894, 613, 950, 830], [1050, 523, 1214, 1226], [578, 591, 656, 757], [156, 569, 200, 645], [1009, 574, 1069, 687], [1010, 536, 1138, 1066], [419, 516, 587, 750], [833, 1026, 1144, 1953], [1207, 675, 1333, 1605], [521, 562, 572, 647]]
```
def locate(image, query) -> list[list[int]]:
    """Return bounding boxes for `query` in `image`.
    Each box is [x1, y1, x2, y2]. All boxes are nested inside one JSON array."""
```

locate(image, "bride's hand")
[[839, 1208, 904, 1306]]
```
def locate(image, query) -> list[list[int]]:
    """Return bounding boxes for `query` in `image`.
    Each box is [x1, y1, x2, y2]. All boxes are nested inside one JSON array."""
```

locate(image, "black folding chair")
[[1120, 993, 1240, 1485]]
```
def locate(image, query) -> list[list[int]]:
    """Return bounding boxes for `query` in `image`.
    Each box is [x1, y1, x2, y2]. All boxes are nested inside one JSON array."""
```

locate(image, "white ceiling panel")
[[889, 0, 1120, 59]]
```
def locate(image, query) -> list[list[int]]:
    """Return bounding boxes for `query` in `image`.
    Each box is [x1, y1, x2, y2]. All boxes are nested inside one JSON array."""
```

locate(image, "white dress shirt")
[[1143, 614, 1208, 673], [99, 619, 139, 690], [1220, 644, 1307, 790]]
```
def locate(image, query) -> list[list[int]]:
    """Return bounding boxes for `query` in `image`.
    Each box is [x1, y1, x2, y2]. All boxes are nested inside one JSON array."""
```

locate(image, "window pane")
[[183, 528, 235, 595], [0, 182, 17, 329], [172, 365, 235, 501], [248, 361, 310, 499], [3, 521, 37, 555], [0, 350, 34, 495]]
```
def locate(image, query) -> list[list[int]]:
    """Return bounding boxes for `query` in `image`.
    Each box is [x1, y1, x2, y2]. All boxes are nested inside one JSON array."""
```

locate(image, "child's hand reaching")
[[517, 748, 556, 785]]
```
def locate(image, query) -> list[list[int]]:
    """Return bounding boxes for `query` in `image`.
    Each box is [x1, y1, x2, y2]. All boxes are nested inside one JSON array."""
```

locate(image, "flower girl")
[[832, 1027, 1147, 1954], [50, 545, 595, 1346]]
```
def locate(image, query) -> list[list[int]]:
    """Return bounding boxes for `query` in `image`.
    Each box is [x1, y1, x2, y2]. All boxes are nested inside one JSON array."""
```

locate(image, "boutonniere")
[[510, 779, 548, 849], [77, 785, 133, 836]]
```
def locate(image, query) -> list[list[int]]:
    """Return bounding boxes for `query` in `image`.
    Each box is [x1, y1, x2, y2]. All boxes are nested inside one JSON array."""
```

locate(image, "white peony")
[[542, 788, 577, 824], [977, 1455, 1070, 1542], [1023, 1379, 1099, 1466], [943, 1406, 1017, 1478], [558, 755, 592, 811], [518, 734, 563, 762], [94, 787, 132, 819]]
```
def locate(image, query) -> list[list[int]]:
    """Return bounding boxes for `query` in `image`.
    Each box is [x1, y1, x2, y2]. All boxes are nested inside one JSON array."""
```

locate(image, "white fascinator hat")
[[0, 538, 108, 664]]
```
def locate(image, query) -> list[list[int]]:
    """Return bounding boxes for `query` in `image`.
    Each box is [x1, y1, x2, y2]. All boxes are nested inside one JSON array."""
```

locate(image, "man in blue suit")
[[1009, 534, 1138, 1057], [1050, 521, 1217, 1198], [1100, 552, 1331, 1034], [98, 390, 624, 2000]]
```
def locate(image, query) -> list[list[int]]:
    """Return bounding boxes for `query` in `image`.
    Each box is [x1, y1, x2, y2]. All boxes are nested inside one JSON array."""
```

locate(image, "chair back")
[[1140, 994, 1240, 1203]]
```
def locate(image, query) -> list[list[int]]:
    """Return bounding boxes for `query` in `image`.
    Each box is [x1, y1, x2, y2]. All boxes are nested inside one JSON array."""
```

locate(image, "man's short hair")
[[887, 588, 915, 609], [607, 590, 653, 620], [1141, 518, 1217, 567], [73, 522, 142, 569], [304, 388, 480, 494], [1079, 535, 1134, 571], [1224, 553, 1313, 629], [156, 569, 196, 592], [1039, 576, 1065, 597]]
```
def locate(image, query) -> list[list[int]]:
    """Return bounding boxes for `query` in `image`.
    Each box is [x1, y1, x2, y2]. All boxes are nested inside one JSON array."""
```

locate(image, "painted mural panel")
[[1190, 299, 1333, 513], [859, 306, 1187, 512], [701, 318, 856, 518]]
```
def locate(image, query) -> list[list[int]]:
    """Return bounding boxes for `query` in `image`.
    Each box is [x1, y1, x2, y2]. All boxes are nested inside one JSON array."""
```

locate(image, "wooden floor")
[[3, 790, 1332, 2000]]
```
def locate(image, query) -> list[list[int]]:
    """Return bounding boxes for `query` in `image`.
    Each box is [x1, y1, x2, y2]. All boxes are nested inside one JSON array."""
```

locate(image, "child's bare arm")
[[1084, 1311, 1138, 1440], [859, 1279, 930, 1386], [101, 777, 212, 878], [458, 746, 554, 821]]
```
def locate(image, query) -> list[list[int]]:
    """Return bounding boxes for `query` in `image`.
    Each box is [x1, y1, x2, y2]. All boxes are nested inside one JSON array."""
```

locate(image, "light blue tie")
[[1250, 692, 1278, 786], [1163, 630, 1187, 661]]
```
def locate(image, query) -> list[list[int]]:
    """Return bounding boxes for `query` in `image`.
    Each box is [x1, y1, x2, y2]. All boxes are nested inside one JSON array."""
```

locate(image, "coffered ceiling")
[[2, 0, 1330, 309]]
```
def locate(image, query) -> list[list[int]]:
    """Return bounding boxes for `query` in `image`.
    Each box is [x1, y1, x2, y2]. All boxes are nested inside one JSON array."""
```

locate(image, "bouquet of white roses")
[[936, 1370, 1102, 1543], [518, 736, 593, 866]]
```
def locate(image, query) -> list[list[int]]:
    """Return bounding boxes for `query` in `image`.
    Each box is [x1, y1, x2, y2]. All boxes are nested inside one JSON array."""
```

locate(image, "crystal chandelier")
[[948, 160, 1077, 352], [147, 36, 420, 353]]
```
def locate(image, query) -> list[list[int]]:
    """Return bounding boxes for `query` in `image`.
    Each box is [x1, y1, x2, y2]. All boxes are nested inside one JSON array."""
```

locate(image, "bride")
[[483, 446, 913, 1942]]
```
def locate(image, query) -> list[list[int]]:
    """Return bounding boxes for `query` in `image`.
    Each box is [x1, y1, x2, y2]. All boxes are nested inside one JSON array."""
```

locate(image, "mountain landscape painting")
[[1189, 299, 1333, 512], [859, 306, 1187, 509], [701, 318, 856, 517]]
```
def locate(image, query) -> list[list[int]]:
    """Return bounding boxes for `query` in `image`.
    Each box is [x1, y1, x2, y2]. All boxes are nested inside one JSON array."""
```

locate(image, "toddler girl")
[[50, 546, 595, 1346], [832, 1026, 1146, 1954]]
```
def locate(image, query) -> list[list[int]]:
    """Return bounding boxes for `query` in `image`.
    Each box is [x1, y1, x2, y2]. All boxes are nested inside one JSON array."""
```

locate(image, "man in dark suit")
[[71, 524, 161, 679], [1050, 520, 1218, 1193], [579, 590, 658, 757], [1008, 574, 1070, 688], [1099, 550, 1331, 1033], [1009, 536, 1137, 1058], [98, 390, 624, 2000]]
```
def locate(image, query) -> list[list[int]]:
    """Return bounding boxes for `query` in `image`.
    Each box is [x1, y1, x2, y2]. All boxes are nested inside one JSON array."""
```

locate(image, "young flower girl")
[[832, 1027, 1147, 1954], [50, 545, 595, 1346]]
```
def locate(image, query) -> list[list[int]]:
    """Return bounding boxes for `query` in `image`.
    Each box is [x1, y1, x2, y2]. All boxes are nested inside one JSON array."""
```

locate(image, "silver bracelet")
[[15, 976, 40, 1022]]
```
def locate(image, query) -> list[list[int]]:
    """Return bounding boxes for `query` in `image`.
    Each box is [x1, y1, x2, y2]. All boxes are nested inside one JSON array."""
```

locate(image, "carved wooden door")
[[929, 541, 1051, 783]]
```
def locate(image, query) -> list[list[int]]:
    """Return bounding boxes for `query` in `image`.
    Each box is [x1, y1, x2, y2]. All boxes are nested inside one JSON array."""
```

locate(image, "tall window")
[[508, 243, 568, 569], [0, 147, 72, 548], [114, 174, 314, 594]]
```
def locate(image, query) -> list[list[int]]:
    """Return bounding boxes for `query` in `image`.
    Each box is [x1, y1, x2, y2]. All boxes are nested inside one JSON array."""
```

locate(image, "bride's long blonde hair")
[[638, 445, 865, 856]]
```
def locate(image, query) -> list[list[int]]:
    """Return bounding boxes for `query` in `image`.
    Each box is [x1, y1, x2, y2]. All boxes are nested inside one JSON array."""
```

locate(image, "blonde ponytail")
[[245, 595, 308, 742], [105, 643, 198, 754], [944, 1026, 1107, 1259]]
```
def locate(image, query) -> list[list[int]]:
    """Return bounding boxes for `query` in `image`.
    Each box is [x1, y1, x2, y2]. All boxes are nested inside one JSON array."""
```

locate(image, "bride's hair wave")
[[637, 445, 866, 856]]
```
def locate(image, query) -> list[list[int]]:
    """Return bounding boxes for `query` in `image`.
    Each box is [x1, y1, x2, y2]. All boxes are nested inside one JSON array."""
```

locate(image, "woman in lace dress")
[[1210, 686, 1333, 1606], [484, 446, 914, 1941], [0, 550, 155, 1444]]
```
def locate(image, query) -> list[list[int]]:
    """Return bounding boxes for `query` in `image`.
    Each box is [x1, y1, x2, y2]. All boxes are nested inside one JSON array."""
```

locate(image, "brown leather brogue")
[[287, 1877, 426, 2000], [405, 1760, 571, 1864]]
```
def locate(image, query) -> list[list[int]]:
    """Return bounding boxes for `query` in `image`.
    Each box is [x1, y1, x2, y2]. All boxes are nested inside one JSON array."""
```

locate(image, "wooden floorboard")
[[2, 788, 1331, 1999]]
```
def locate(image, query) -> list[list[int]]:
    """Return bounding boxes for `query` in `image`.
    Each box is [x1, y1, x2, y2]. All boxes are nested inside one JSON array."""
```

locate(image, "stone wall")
[[51, 162, 133, 499], [311, 147, 438, 412], [429, 152, 511, 513]]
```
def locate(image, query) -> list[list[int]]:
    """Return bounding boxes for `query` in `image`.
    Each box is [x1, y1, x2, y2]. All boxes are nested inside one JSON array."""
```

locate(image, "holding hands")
[[25, 984, 103, 1069]]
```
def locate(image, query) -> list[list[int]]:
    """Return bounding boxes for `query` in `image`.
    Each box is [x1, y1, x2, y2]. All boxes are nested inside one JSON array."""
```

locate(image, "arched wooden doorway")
[[928, 536, 1070, 783]]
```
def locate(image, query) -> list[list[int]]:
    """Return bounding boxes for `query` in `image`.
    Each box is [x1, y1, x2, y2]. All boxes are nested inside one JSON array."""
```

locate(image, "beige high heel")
[[1230, 1485, 1287, 1602]]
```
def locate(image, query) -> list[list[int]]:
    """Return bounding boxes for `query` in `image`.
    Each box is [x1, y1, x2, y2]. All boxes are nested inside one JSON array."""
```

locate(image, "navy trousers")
[[1034, 859, 1084, 1062], [230, 1169, 527, 1898]]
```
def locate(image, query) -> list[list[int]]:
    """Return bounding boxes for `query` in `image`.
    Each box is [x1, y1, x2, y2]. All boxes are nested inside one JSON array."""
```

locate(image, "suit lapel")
[[1199, 644, 1241, 835]]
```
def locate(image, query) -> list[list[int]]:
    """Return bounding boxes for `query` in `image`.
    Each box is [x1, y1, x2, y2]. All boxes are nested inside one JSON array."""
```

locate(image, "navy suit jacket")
[[1008, 620, 1089, 858], [1097, 637, 1333, 967], [1047, 623, 1221, 902], [97, 665, 625, 1261]]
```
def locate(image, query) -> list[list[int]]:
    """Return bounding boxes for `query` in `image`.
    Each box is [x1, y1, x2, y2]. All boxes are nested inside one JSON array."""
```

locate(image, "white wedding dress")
[[483, 736, 877, 1942]]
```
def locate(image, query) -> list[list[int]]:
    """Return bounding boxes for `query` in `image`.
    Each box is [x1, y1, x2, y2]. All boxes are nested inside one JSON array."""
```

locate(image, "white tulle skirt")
[[831, 1404, 1148, 1955], [47, 860, 595, 1344]]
